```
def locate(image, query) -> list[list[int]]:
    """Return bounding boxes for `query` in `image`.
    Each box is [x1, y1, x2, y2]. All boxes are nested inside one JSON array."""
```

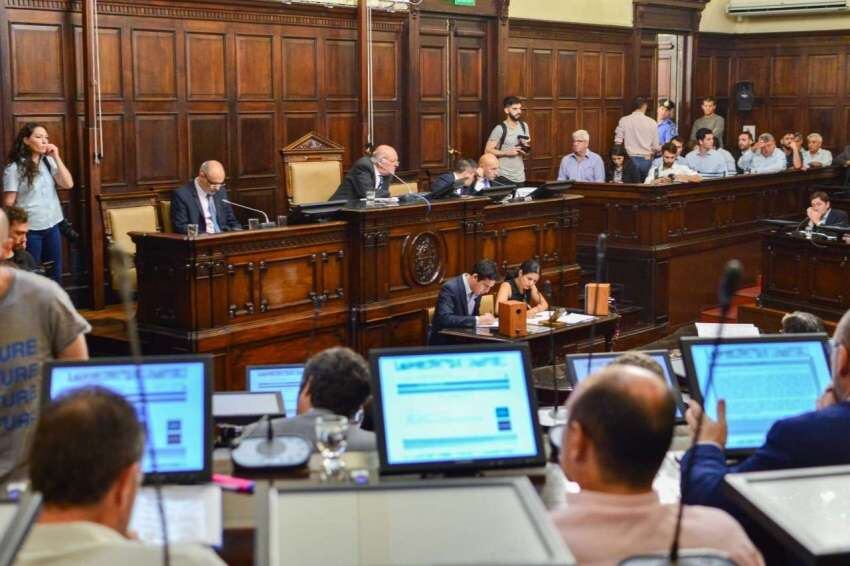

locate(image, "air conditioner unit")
[[727, 0, 849, 16]]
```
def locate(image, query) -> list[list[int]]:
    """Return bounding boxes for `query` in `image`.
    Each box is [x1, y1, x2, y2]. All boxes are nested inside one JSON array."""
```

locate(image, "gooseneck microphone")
[[669, 259, 742, 562], [221, 198, 275, 228], [584, 233, 608, 379], [541, 279, 560, 420], [392, 172, 431, 214]]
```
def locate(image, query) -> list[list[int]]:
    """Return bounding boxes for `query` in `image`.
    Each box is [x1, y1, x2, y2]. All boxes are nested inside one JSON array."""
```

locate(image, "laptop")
[[369, 344, 545, 475], [681, 333, 831, 457], [246, 364, 305, 419], [565, 350, 686, 422], [43, 355, 214, 484]]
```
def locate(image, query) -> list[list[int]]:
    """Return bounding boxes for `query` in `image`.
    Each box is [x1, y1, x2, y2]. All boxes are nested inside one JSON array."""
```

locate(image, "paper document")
[[130, 484, 222, 548], [528, 311, 596, 325], [476, 319, 499, 328], [695, 322, 759, 338]]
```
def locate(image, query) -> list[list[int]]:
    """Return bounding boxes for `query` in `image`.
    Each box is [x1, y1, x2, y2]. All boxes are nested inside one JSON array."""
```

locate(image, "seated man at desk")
[[329, 145, 398, 202], [170, 160, 242, 234], [737, 133, 787, 175], [645, 142, 701, 185], [249, 347, 375, 452], [551, 365, 763, 566], [472, 153, 515, 192], [685, 129, 729, 179], [18, 387, 224, 565], [807, 190, 849, 228], [495, 259, 549, 315], [556, 129, 605, 183], [429, 158, 477, 198], [428, 259, 498, 345]]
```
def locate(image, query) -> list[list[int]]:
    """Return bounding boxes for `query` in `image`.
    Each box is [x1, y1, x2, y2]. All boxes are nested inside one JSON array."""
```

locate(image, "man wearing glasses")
[[170, 160, 242, 234], [330, 145, 399, 202]]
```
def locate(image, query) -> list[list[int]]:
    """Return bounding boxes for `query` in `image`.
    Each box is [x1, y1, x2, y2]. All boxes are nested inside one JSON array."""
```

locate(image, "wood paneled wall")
[[696, 31, 850, 150], [506, 21, 632, 181]]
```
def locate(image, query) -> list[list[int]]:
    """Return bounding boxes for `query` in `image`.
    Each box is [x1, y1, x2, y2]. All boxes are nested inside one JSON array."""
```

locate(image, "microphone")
[[584, 233, 608, 384], [221, 199, 275, 228], [393, 172, 432, 213], [669, 259, 743, 563], [542, 279, 562, 422]]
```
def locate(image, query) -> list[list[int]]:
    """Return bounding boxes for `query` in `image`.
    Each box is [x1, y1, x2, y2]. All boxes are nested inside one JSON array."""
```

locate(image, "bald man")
[[552, 365, 762, 565], [330, 145, 399, 202], [472, 153, 514, 193], [170, 160, 242, 234]]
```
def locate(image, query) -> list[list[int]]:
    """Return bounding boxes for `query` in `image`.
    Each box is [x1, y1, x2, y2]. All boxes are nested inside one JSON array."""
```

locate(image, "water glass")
[[365, 188, 377, 206], [186, 224, 199, 238], [248, 217, 260, 230], [315, 415, 349, 478], [276, 214, 288, 227]]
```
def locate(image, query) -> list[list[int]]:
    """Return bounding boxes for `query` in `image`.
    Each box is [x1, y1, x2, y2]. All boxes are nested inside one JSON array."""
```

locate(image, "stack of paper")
[[130, 484, 222, 548], [695, 322, 759, 338]]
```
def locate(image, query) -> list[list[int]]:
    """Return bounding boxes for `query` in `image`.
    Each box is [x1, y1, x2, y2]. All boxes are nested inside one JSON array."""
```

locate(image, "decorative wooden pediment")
[[280, 132, 345, 161]]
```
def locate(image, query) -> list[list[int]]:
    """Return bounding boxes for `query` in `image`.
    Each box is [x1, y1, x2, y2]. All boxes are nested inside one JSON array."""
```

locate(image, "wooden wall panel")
[[236, 34, 273, 100], [580, 52, 602, 99], [96, 116, 127, 189], [132, 30, 177, 100], [74, 28, 123, 99], [237, 113, 275, 178], [189, 114, 229, 175], [557, 50, 577, 99], [186, 33, 226, 100], [135, 114, 180, 184], [457, 46, 483, 100], [372, 41, 397, 100], [326, 112, 358, 166], [531, 49, 553, 100], [283, 37, 317, 99], [11, 24, 64, 100], [324, 40, 357, 99], [420, 113, 446, 166], [506, 48, 527, 96], [420, 46, 446, 99]]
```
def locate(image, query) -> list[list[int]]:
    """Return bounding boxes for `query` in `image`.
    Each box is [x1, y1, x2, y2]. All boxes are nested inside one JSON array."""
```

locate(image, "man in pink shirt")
[[614, 96, 661, 180], [551, 365, 764, 566]]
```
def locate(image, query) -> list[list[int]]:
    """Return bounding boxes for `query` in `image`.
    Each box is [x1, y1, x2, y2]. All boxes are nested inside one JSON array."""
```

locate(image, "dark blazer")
[[170, 181, 242, 234], [821, 208, 849, 227], [429, 172, 463, 200], [605, 159, 642, 184], [329, 156, 391, 202], [428, 274, 481, 345]]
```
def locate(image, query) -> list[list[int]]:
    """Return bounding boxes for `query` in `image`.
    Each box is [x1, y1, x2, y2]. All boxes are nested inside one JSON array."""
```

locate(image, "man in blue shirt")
[[656, 99, 678, 145], [685, 129, 728, 179], [738, 133, 786, 174], [557, 129, 605, 182]]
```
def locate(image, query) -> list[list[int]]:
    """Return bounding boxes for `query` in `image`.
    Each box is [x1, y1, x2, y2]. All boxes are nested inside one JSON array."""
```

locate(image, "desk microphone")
[[221, 199, 276, 228], [541, 279, 561, 421], [583, 233, 608, 379], [392, 172, 431, 213]]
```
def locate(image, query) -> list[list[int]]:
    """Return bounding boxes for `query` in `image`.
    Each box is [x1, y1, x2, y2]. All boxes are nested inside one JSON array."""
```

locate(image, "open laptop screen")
[[370, 344, 544, 474], [246, 364, 304, 418], [44, 355, 213, 483], [681, 334, 831, 455]]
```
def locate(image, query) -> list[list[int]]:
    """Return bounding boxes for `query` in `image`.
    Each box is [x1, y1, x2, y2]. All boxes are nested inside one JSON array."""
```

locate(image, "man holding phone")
[[485, 96, 530, 184]]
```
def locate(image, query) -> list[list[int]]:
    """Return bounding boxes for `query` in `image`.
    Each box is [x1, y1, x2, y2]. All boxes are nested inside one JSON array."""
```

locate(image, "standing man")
[[428, 259, 498, 345], [330, 145, 398, 202], [485, 96, 530, 184], [557, 130, 605, 182], [657, 99, 678, 145], [690, 97, 726, 148], [170, 160, 242, 234], [0, 208, 90, 480], [614, 96, 660, 180]]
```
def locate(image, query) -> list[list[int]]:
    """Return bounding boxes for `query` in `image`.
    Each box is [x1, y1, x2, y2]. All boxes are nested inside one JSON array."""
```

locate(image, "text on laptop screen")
[[247, 366, 303, 417], [48, 362, 207, 474], [376, 350, 538, 465], [567, 352, 684, 418], [688, 339, 831, 450]]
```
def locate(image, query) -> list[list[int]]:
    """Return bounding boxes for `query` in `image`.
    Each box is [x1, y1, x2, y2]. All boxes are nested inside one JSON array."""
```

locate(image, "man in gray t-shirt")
[[485, 96, 530, 184], [690, 97, 725, 148], [0, 209, 89, 480]]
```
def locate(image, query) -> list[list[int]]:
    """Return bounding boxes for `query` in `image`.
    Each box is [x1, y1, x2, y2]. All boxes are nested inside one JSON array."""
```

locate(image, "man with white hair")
[[803, 133, 832, 169], [330, 145, 398, 202], [737, 133, 786, 174], [556, 130, 605, 182]]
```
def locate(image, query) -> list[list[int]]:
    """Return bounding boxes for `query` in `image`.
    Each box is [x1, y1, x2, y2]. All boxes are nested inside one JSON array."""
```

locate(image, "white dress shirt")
[[194, 179, 216, 234]]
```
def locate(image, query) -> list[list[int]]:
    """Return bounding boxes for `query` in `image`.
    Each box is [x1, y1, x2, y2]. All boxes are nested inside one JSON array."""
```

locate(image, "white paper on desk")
[[695, 322, 759, 338], [476, 319, 499, 328], [130, 484, 222, 548], [527, 311, 553, 325], [559, 312, 596, 324]]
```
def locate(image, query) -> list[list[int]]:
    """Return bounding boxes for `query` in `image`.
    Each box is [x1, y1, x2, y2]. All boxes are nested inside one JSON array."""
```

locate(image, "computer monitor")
[[287, 200, 347, 224], [0, 493, 42, 566], [564, 350, 686, 421], [681, 333, 831, 456], [213, 392, 284, 425], [43, 355, 213, 484], [369, 344, 545, 475], [246, 364, 305, 418]]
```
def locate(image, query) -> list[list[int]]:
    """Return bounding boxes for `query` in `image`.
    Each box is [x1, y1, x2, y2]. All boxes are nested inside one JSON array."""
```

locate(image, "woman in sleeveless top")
[[495, 258, 549, 316]]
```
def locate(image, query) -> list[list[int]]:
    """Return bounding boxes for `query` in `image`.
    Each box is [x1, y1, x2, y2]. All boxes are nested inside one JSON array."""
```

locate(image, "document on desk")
[[476, 319, 499, 328], [695, 322, 759, 338], [528, 311, 596, 325], [130, 484, 222, 548]]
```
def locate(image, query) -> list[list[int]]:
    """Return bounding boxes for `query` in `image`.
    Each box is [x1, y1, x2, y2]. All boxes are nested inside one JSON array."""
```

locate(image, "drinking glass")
[[315, 415, 349, 478], [186, 224, 199, 238], [248, 218, 260, 230], [365, 188, 377, 206], [276, 214, 288, 227]]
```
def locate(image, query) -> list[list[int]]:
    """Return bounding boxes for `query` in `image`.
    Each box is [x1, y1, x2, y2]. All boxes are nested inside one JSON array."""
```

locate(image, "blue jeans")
[[26, 223, 62, 284], [631, 156, 652, 181]]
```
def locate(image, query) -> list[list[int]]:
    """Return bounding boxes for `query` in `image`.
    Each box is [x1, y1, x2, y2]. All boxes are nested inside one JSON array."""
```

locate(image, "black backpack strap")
[[496, 122, 508, 150]]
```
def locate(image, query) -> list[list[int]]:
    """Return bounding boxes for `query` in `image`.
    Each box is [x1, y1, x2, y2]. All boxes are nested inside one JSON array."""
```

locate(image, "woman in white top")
[[2, 123, 73, 283]]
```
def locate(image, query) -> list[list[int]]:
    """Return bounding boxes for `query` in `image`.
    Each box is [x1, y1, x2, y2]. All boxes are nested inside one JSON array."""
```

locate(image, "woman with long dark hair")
[[495, 258, 549, 316], [2, 123, 73, 283], [605, 144, 642, 184]]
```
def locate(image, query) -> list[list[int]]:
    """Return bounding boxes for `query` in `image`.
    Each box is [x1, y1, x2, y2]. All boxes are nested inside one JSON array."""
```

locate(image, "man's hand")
[[502, 148, 520, 157], [752, 140, 764, 152], [807, 206, 821, 225], [653, 176, 672, 185], [810, 161, 823, 168], [685, 399, 728, 447], [477, 313, 496, 326], [817, 386, 838, 410]]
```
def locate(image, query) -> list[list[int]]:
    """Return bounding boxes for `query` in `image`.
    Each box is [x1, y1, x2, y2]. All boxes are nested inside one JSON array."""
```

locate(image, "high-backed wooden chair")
[[100, 196, 160, 292], [280, 132, 345, 214], [159, 199, 173, 233]]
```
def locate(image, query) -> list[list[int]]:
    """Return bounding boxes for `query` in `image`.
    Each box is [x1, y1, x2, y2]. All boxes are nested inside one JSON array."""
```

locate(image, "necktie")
[[207, 195, 221, 233]]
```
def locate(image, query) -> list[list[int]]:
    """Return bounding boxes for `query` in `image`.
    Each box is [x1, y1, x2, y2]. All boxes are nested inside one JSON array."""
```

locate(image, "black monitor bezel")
[[245, 363, 305, 416], [42, 354, 214, 485], [564, 349, 687, 422], [680, 333, 831, 457], [369, 343, 545, 475], [212, 391, 285, 423]]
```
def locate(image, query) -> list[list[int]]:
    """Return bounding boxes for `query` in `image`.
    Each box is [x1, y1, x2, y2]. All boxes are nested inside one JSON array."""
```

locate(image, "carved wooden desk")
[[569, 168, 843, 328]]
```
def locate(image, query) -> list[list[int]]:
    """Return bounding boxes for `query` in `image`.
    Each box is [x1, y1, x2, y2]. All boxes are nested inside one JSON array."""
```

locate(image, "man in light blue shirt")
[[803, 133, 833, 169], [651, 136, 686, 169], [685, 129, 728, 179], [557, 129, 605, 182], [738, 133, 786, 175]]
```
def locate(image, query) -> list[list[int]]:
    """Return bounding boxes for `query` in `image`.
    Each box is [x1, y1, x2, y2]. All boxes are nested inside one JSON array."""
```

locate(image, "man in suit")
[[472, 153, 515, 193], [170, 160, 242, 234], [329, 145, 398, 202], [428, 259, 499, 345], [681, 307, 850, 515], [807, 190, 849, 228], [249, 347, 375, 452], [428, 158, 477, 199]]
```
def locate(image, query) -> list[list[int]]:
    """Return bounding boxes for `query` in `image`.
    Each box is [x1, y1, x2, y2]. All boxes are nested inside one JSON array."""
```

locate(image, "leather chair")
[[389, 179, 418, 197], [159, 199, 173, 233], [101, 197, 160, 292], [280, 132, 345, 213]]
